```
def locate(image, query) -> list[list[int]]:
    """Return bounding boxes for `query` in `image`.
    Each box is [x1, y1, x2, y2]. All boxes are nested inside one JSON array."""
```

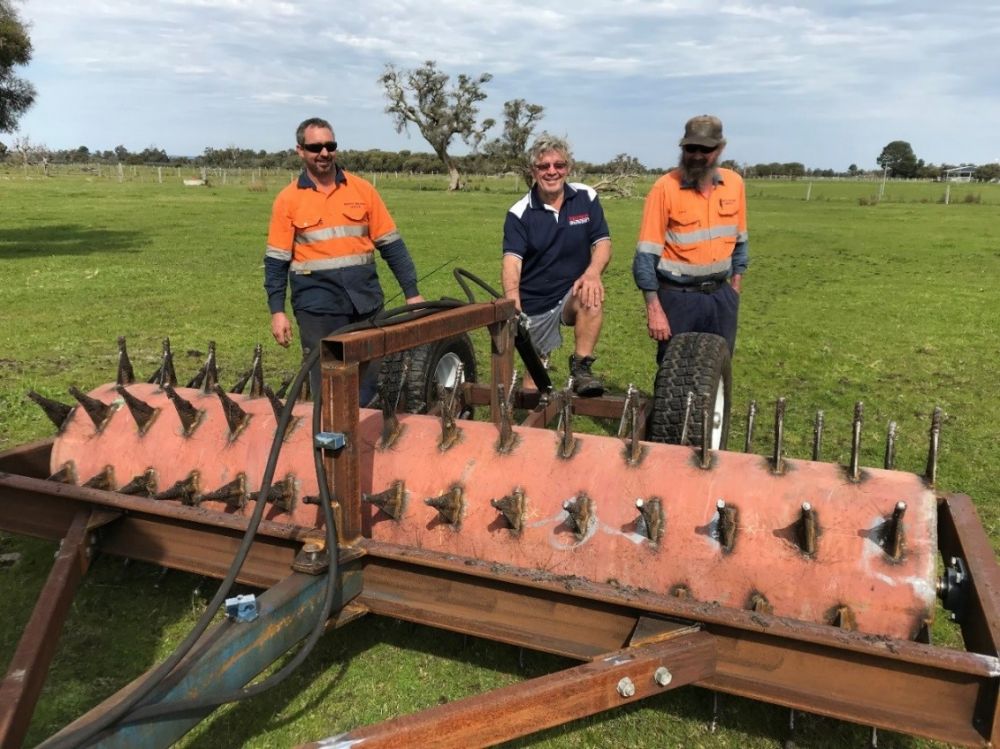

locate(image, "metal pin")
[[364, 480, 406, 520], [154, 470, 200, 505], [679, 391, 695, 446], [812, 409, 824, 461], [82, 465, 115, 491], [557, 390, 578, 459], [27, 390, 73, 430], [635, 497, 664, 545], [496, 381, 516, 454], [377, 359, 406, 449], [884, 420, 897, 470], [883, 501, 907, 560], [275, 374, 294, 400], [297, 349, 312, 403], [213, 384, 251, 437], [265, 474, 297, 512], [119, 468, 158, 497], [187, 341, 219, 392], [116, 336, 135, 386], [115, 385, 158, 433], [700, 403, 712, 469], [230, 369, 252, 394], [743, 399, 757, 453], [799, 502, 817, 555], [47, 461, 77, 484], [749, 592, 772, 614], [562, 493, 594, 539], [925, 406, 941, 486], [849, 401, 864, 481], [162, 383, 202, 435], [425, 485, 464, 526], [833, 604, 856, 630], [438, 378, 461, 451], [248, 343, 265, 398], [148, 338, 177, 388], [200, 473, 248, 509], [491, 488, 525, 533], [772, 397, 786, 474], [69, 386, 114, 430], [716, 498, 737, 552]]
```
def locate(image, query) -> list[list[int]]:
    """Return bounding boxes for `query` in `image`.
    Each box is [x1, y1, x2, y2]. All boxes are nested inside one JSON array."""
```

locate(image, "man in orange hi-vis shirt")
[[264, 117, 424, 402], [632, 115, 748, 361]]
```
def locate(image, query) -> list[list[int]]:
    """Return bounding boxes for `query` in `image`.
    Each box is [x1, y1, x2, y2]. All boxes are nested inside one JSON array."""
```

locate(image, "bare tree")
[[379, 60, 495, 191], [0, 0, 36, 132], [482, 99, 544, 189]]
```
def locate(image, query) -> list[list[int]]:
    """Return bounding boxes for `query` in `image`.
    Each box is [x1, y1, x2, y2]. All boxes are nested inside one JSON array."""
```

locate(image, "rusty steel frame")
[[0, 301, 998, 748]]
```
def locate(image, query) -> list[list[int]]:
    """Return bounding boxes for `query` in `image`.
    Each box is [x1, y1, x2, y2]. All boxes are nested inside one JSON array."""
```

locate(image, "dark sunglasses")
[[533, 161, 568, 171], [301, 141, 338, 153], [683, 144, 716, 154]]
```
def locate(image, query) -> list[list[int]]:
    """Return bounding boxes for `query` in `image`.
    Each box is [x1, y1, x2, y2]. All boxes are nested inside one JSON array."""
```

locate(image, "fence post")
[[944, 183, 951, 205]]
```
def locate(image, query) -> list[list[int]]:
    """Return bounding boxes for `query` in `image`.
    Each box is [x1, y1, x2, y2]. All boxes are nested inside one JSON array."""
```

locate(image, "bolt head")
[[616, 677, 636, 698], [654, 666, 673, 687]]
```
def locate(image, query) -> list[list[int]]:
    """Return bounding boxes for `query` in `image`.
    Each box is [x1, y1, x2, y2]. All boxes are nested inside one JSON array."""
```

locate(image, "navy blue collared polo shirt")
[[502, 182, 610, 315]]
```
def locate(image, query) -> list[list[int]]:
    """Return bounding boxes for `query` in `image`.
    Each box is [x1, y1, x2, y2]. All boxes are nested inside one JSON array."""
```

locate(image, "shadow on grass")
[[0, 224, 146, 258]]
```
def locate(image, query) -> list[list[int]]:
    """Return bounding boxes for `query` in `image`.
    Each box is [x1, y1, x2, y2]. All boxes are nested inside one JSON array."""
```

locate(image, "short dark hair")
[[296, 117, 334, 145]]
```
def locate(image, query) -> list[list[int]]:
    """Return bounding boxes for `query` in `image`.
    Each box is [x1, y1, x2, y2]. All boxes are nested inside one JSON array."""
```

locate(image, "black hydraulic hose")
[[452, 267, 502, 302], [118, 390, 340, 724]]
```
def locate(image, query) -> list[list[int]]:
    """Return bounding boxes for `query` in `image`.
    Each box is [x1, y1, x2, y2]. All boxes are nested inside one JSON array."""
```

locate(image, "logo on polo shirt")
[[568, 214, 590, 226]]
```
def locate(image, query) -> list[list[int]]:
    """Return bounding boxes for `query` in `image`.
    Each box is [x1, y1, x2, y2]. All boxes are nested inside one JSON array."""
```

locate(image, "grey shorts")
[[526, 289, 572, 357]]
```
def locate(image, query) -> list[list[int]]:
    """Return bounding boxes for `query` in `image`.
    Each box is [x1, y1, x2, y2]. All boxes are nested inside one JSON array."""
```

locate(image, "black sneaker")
[[569, 354, 604, 397]]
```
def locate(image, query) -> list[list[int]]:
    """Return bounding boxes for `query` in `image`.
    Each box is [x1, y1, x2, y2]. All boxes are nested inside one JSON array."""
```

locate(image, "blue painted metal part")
[[48, 569, 362, 748], [314, 431, 347, 450], [225, 593, 258, 622]]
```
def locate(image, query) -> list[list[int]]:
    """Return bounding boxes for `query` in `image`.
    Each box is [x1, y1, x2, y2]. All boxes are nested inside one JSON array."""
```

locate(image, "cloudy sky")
[[11, 0, 1000, 170]]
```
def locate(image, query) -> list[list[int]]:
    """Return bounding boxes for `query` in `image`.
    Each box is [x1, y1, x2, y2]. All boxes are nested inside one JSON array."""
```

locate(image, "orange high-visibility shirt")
[[636, 168, 748, 281]]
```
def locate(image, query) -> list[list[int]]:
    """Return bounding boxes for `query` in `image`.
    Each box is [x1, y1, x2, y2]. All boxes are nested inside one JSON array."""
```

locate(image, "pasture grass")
[[2, 173, 999, 747]]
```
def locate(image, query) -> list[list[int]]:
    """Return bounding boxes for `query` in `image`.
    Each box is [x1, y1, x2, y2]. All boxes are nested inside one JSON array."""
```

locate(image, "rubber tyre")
[[648, 332, 732, 449], [372, 333, 477, 416]]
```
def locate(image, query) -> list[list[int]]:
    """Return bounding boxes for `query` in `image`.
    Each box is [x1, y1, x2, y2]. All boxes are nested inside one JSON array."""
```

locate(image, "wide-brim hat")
[[679, 115, 725, 148]]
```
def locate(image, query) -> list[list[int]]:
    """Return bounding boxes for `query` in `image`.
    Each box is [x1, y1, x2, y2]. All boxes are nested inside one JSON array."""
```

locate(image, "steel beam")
[[0, 509, 99, 748], [300, 630, 716, 749]]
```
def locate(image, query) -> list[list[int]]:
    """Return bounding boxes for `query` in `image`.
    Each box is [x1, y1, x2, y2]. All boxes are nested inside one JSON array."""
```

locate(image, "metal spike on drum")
[[849, 402, 864, 481], [491, 488, 525, 534], [27, 390, 73, 431], [925, 406, 942, 486], [771, 398, 786, 474], [743, 399, 757, 453], [82, 465, 115, 490], [148, 338, 177, 388], [680, 391, 694, 446], [884, 420, 898, 470], [812, 410, 824, 461], [119, 468, 157, 497], [162, 383, 202, 435], [69, 386, 114, 431], [248, 343, 265, 399], [116, 336, 135, 386], [116, 385, 158, 433], [699, 404, 712, 469], [425, 485, 463, 526], [186, 341, 218, 393], [557, 390, 577, 459], [213, 385, 250, 437], [364, 480, 406, 520]]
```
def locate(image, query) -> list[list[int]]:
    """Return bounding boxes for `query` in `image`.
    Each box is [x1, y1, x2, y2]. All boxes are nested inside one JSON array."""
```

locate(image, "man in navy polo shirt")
[[501, 134, 612, 396]]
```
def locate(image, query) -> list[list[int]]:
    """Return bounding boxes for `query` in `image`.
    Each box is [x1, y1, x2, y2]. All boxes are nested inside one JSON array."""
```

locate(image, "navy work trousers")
[[295, 309, 380, 405], [655, 283, 740, 364]]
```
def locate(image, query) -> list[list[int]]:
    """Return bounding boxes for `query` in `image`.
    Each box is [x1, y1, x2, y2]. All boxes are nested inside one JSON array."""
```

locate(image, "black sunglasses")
[[301, 141, 338, 153], [683, 144, 716, 154]]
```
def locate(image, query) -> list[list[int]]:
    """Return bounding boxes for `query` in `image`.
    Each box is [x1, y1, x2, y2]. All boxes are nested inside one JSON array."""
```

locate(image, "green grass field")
[[1, 171, 999, 747]]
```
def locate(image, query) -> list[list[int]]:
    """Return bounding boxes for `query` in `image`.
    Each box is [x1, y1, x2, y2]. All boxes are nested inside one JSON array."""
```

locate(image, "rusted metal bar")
[[301, 631, 716, 749], [359, 553, 999, 748], [488, 317, 515, 425], [0, 509, 100, 748], [321, 356, 361, 546]]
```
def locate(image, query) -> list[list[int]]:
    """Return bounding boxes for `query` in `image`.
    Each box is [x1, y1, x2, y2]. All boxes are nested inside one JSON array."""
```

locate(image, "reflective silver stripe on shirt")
[[294, 224, 369, 245], [657, 256, 733, 278], [636, 241, 663, 256], [665, 224, 739, 247], [265, 246, 292, 261], [737, 231, 749, 242], [373, 230, 402, 247], [290, 252, 375, 272]]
